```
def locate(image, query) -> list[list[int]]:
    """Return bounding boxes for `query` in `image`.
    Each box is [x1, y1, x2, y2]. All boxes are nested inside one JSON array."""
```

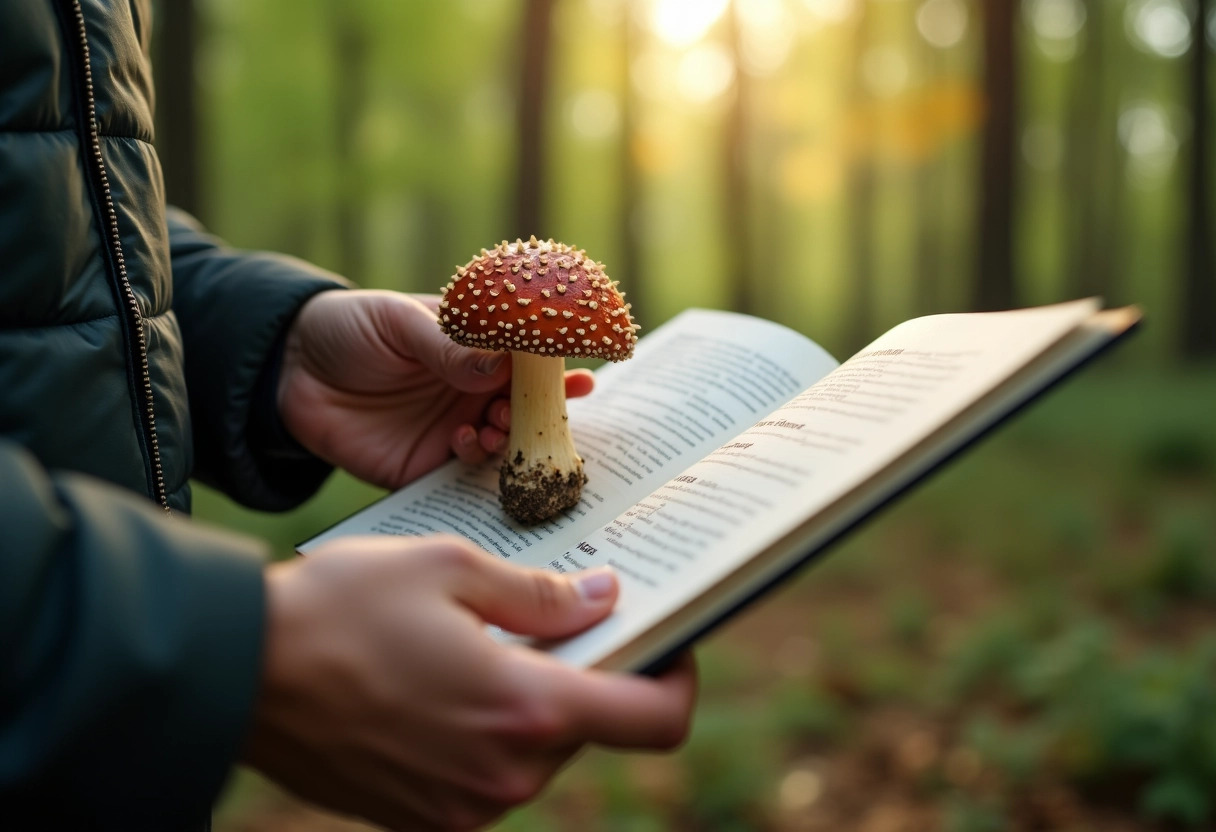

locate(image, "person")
[[0, 2, 697, 831]]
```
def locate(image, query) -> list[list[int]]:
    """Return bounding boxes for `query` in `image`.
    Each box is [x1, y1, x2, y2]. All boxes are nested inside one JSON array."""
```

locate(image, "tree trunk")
[[724, 2, 755, 316], [513, 0, 556, 238], [1065, 0, 1116, 300], [332, 6, 369, 283], [153, 0, 201, 218], [915, 41, 945, 317], [974, 0, 1018, 311], [618, 1, 646, 328], [1182, 0, 1216, 358], [846, 2, 877, 350], [914, 166, 943, 316]]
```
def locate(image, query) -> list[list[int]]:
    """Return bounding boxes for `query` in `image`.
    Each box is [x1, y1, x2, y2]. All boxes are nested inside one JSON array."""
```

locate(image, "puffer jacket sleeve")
[[167, 207, 349, 511], [0, 438, 266, 829]]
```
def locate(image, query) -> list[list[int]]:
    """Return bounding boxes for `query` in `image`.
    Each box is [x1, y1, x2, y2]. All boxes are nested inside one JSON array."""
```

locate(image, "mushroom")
[[438, 236, 639, 524]]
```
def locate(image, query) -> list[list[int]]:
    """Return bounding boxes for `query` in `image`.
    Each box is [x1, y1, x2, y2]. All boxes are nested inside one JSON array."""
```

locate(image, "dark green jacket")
[[1, 1, 344, 826]]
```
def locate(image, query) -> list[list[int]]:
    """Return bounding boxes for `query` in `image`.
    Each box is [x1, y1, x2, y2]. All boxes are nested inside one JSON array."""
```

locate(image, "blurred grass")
[[211, 364, 1216, 830]]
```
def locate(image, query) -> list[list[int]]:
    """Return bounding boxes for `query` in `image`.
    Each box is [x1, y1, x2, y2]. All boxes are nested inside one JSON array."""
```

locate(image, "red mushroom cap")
[[438, 237, 639, 361]]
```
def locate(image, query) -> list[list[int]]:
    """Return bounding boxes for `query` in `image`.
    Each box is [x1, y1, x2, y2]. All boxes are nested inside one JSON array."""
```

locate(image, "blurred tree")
[[915, 18, 946, 316], [153, 0, 201, 218], [618, 1, 647, 328], [845, 2, 878, 349], [1066, 1, 1115, 300], [514, 0, 556, 237], [369, 2, 480, 291], [975, 0, 1018, 311], [1182, 0, 1215, 359], [753, 110, 790, 329], [331, 3, 370, 283], [725, 2, 756, 317]]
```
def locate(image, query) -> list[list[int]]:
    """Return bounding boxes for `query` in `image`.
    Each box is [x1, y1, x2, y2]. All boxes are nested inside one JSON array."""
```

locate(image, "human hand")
[[277, 290, 595, 488], [245, 536, 697, 831]]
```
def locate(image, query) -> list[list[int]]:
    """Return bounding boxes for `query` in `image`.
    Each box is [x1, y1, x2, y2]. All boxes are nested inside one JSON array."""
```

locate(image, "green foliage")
[[495, 809, 561, 832], [886, 589, 931, 648], [953, 626, 1216, 828], [680, 706, 775, 829], [964, 716, 1051, 787], [943, 795, 1008, 832], [1098, 505, 1216, 623], [940, 613, 1036, 700], [1136, 428, 1216, 479], [1141, 774, 1211, 828], [767, 680, 851, 745], [857, 651, 929, 703], [595, 757, 672, 830], [696, 644, 763, 695], [1096, 645, 1216, 801], [1010, 620, 1113, 706], [1142, 510, 1216, 602]]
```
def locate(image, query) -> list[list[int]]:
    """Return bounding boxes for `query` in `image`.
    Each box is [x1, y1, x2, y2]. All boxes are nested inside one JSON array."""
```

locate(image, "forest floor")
[[214, 366, 1216, 832]]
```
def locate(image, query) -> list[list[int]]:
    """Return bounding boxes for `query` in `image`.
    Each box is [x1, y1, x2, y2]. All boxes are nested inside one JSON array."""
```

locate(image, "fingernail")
[[574, 568, 616, 602], [457, 426, 477, 446], [494, 434, 509, 453], [477, 354, 506, 375]]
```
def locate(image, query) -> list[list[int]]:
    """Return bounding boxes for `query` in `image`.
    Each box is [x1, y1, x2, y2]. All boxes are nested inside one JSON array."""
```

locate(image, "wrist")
[[242, 563, 298, 771], [250, 305, 317, 462]]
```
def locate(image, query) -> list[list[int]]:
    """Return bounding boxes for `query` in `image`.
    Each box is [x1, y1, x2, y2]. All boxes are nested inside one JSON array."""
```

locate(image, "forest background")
[[150, 0, 1216, 829]]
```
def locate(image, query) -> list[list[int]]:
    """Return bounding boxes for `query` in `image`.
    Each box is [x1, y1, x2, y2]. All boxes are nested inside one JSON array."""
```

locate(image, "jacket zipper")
[[61, 0, 170, 514]]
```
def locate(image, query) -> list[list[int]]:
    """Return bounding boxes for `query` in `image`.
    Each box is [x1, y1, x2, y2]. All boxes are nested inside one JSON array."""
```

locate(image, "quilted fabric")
[[0, 0, 189, 507]]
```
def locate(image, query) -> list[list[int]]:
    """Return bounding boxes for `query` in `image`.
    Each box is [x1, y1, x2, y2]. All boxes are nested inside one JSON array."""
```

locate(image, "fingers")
[[481, 370, 594, 432], [406, 296, 594, 400], [565, 369, 595, 399], [488, 399, 511, 431], [479, 425, 507, 455], [450, 368, 591, 461], [388, 296, 512, 394], [437, 543, 695, 752], [414, 293, 443, 314], [445, 548, 620, 639], [450, 424, 508, 464], [431, 340, 510, 394], [450, 425, 486, 465], [557, 652, 698, 749]]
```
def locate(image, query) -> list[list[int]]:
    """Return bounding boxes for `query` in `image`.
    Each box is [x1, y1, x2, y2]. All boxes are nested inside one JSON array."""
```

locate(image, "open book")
[[300, 299, 1140, 673]]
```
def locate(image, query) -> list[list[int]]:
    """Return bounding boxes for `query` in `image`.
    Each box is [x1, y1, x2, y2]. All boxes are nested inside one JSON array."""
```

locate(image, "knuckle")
[[438, 337, 472, 374], [521, 703, 566, 744], [528, 572, 572, 618], [499, 684, 566, 744], [431, 536, 484, 572]]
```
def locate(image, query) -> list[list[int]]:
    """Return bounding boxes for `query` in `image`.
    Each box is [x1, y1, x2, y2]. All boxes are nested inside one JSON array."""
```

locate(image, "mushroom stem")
[[499, 351, 586, 524]]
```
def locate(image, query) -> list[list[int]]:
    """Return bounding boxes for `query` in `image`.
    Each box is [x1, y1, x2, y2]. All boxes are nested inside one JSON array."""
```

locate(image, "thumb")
[[397, 298, 511, 393], [448, 552, 619, 639]]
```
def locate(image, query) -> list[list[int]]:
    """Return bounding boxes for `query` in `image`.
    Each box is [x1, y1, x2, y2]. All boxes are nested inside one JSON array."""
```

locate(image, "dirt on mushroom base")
[[499, 450, 588, 525]]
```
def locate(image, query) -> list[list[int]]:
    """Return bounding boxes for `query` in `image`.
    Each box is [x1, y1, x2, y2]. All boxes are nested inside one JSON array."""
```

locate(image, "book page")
[[535, 300, 1103, 667], [298, 309, 839, 559]]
